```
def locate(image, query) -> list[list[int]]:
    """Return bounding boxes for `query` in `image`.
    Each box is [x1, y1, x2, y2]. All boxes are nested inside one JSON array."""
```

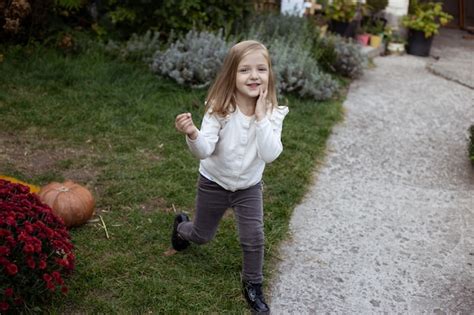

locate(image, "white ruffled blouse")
[[186, 105, 289, 192]]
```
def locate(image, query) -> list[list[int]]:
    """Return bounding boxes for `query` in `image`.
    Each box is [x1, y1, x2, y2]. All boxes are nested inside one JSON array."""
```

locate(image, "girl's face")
[[235, 50, 269, 104]]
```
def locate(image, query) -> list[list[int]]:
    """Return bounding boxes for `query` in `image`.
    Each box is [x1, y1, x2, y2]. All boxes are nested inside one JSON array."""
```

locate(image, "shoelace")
[[248, 287, 257, 301], [246, 283, 263, 302]]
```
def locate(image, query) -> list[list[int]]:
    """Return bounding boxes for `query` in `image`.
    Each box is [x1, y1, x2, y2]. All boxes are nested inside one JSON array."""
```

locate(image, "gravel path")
[[428, 28, 474, 89], [269, 35, 474, 313]]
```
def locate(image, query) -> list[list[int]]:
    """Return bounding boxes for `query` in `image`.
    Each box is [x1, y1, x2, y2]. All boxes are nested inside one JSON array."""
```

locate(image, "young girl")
[[172, 40, 288, 314]]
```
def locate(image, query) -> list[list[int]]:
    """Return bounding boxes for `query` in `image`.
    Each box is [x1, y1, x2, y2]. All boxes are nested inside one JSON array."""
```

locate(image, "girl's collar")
[[236, 104, 255, 121]]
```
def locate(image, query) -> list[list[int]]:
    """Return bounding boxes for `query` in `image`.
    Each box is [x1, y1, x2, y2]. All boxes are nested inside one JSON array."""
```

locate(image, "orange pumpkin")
[[39, 181, 95, 227]]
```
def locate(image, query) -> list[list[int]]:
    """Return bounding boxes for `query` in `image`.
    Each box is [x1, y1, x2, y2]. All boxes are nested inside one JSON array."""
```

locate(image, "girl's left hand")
[[255, 87, 268, 121]]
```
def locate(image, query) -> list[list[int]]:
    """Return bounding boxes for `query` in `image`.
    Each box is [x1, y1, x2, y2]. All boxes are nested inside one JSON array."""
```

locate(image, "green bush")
[[366, 0, 388, 13], [0, 0, 87, 44], [469, 125, 474, 165], [402, 1, 453, 38], [104, 30, 162, 62], [1, 0, 253, 44], [95, 0, 253, 40], [325, 0, 357, 22]]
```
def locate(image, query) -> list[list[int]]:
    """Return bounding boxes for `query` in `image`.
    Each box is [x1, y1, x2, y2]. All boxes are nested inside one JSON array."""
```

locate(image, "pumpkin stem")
[[57, 187, 70, 192]]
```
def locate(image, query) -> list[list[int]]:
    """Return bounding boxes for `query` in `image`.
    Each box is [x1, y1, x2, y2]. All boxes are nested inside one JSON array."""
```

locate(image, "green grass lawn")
[[0, 45, 344, 313]]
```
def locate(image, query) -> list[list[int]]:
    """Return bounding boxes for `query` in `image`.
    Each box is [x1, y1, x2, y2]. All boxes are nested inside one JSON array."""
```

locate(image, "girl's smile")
[[247, 83, 260, 89]]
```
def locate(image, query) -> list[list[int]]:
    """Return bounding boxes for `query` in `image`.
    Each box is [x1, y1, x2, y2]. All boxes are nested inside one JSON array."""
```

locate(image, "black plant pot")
[[329, 20, 355, 38], [407, 29, 434, 57]]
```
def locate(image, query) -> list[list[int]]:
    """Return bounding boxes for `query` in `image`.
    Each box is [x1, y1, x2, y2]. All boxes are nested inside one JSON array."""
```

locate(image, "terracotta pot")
[[356, 34, 370, 45]]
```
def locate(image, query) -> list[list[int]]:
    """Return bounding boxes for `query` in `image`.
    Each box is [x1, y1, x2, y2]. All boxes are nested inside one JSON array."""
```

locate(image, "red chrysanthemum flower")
[[38, 260, 47, 269], [26, 256, 36, 269], [0, 245, 10, 256], [23, 243, 35, 254], [6, 263, 18, 275], [0, 179, 75, 311], [60, 286, 68, 295], [46, 281, 56, 292], [4, 288, 14, 297], [42, 273, 52, 283], [0, 301, 9, 311]]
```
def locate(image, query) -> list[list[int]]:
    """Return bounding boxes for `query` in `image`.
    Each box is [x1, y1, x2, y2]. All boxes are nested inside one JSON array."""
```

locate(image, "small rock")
[[370, 299, 380, 307]]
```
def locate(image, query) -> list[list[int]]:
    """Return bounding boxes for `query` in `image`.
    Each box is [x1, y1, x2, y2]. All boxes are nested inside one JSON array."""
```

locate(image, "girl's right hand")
[[175, 113, 198, 140]]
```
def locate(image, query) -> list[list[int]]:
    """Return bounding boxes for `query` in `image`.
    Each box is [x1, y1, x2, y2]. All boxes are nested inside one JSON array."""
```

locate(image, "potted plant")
[[384, 27, 407, 55], [402, 1, 453, 56], [326, 0, 358, 37], [363, 0, 388, 46], [367, 19, 385, 48], [387, 34, 406, 55], [356, 24, 370, 45]]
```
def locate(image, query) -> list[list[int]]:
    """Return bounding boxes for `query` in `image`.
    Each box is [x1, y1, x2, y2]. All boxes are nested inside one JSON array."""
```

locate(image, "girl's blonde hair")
[[205, 40, 278, 117]]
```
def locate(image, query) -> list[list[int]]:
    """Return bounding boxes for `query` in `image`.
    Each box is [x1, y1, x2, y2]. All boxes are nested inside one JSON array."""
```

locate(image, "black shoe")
[[242, 280, 270, 314], [171, 213, 190, 251]]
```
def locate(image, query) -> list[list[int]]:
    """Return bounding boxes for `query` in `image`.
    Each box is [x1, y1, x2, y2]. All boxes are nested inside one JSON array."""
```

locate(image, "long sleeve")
[[255, 106, 289, 163], [186, 112, 222, 159]]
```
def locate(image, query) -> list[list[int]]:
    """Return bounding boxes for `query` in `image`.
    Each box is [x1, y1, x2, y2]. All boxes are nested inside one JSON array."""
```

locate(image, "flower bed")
[[0, 179, 75, 312]]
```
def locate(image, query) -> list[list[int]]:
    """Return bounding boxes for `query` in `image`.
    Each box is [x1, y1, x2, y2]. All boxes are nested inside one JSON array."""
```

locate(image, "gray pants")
[[177, 175, 264, 283]]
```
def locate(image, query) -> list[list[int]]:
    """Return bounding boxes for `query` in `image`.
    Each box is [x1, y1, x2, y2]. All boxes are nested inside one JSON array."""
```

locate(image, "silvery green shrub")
[[270, 39, 339, 100], [151, 30, 231, 89], [320, 35, 367, 79], [237, 14, 339, 100], [104, 30, 162, 62], [238, 13, 364, 82]]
